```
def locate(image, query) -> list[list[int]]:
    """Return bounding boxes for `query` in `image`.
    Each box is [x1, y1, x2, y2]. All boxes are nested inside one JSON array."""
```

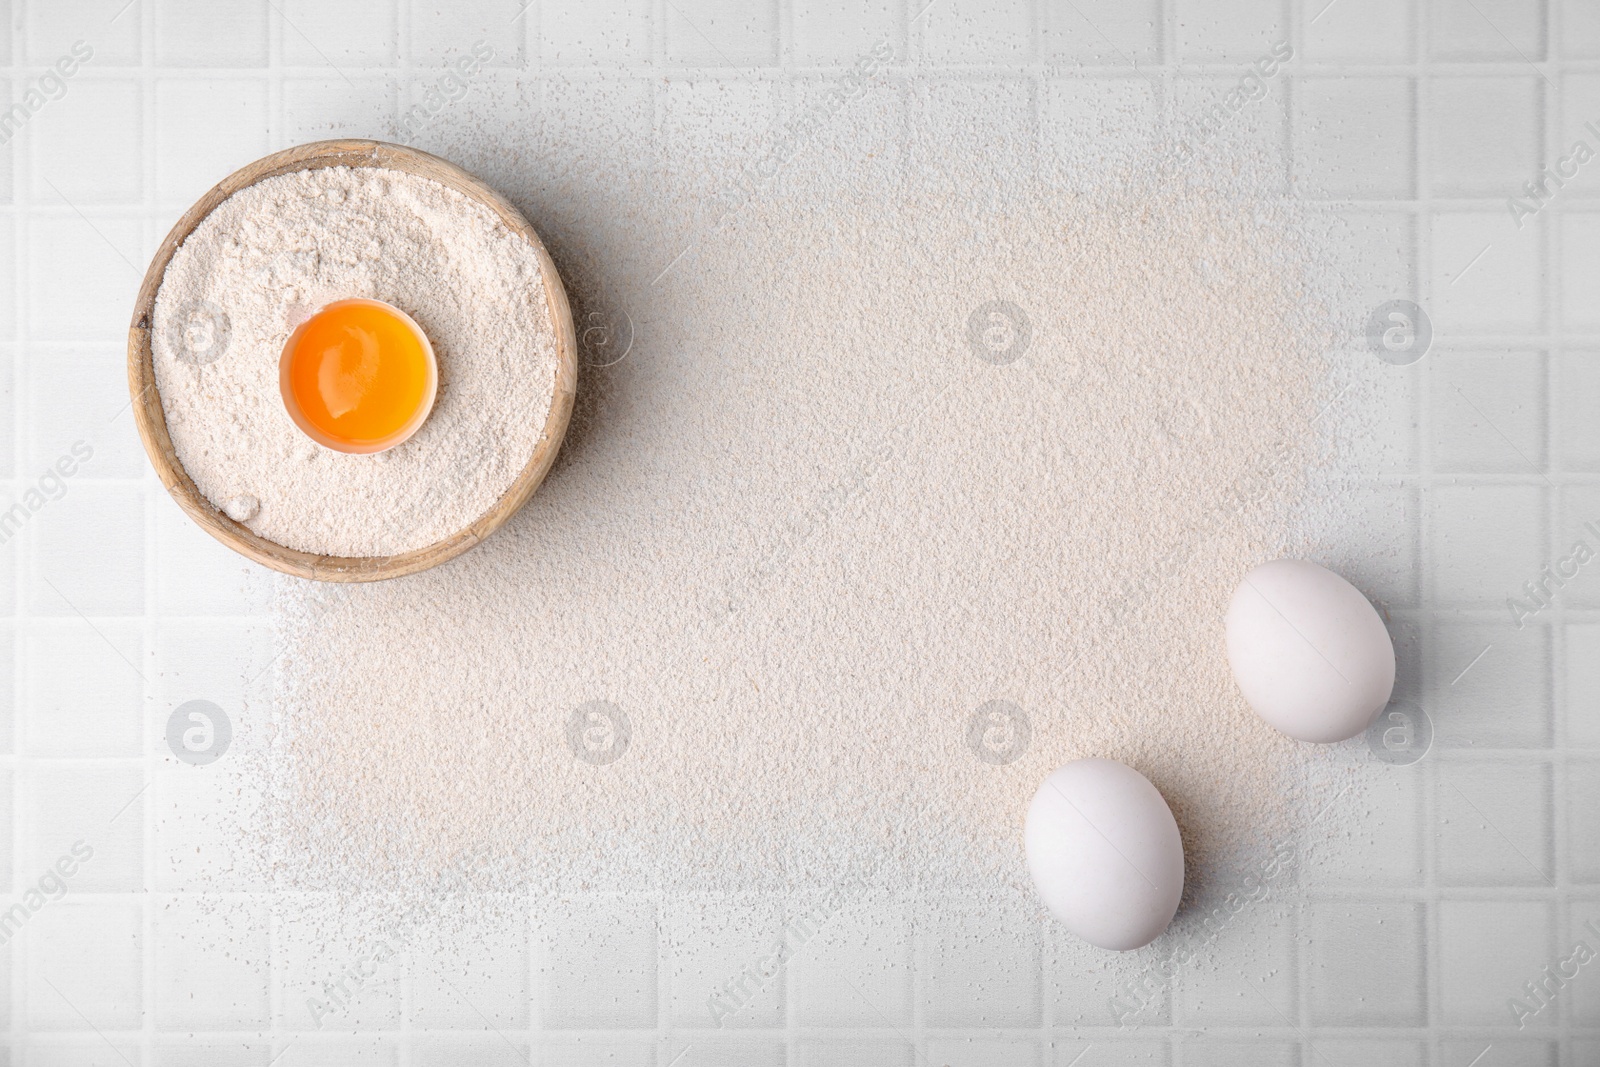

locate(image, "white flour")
[[251, 162, 1344, 920], [151, 165, 559, 556]]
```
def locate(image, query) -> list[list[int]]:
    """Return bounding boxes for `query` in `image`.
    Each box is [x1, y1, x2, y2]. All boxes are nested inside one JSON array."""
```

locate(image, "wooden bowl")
[[127, 139, 578, 582]]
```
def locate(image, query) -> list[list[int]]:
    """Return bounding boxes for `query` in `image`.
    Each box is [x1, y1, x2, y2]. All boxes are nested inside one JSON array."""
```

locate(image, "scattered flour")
[[151, 164, 559, 557], [249, 158, 1345, 924]]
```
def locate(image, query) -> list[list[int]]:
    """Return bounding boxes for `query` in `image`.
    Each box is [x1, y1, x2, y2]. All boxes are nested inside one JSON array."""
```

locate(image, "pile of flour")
[[152, 165, 559, 556]]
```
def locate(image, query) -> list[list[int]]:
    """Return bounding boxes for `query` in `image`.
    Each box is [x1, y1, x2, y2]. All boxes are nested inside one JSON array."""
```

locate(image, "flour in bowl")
[[151, 164, 560, 557]]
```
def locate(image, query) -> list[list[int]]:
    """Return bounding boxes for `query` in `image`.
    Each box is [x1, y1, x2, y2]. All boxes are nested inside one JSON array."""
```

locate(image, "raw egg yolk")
[[286, 301, 430, 448]]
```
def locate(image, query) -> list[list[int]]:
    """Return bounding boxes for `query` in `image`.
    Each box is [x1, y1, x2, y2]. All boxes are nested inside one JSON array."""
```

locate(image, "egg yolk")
[[286, 301, 431, 448]]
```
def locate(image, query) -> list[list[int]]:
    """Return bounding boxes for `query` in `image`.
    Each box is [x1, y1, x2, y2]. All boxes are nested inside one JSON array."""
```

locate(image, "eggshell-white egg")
[[1225, 559, 1396, 743], [1024, 758, 1185, 951]]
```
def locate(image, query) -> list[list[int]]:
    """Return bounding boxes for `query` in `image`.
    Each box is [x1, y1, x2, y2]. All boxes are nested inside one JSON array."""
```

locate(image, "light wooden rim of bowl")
[[127, 139, 579, 583]]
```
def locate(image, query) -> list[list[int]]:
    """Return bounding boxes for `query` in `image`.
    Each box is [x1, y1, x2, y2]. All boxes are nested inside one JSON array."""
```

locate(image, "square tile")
[[397, 58, 502, 147], [153, 759, 264, 893], [28, 348, 146, 479], [1440, 1041, 1553, 1067], [1333, 211, 1419, 330], [156, 0, 269, 65], [408, 0, 524, 67], [1558, 74, 1600, 197], [659, 76, 778, 170], [1563, 900, 1600, 1024], [22, 620, 143, 757], [410, 1038, 530, 1067], [0, 4, 14, 63], [1438, 759, 1554, 885], [795, 1042, 915, 1067], [1308, 1039, 1424, 1067], [928, 1039, 1040, 1067], [1174, 0, 1286, 60], [1561, 216, 1600, 333], [276, 926, 403, 1031], [20, 765, 144, 891], [152, 621, 271, 734], [1429, 0, 1546, 61], [409, 916, 530, 1029], [281, 78, 396, 145], [24, 900, 142, 1030], [27, 216, 143, 343], [1053, 933, 1170, 1026], [1178, 1039, 1300, 1067], [1175, 910, 1296, 1027], [1439, 900, 1553, 1024], [541, 897, 657, 1028], [1427, 484, 1543, 607], [1173, 71, 1290, 189], [1333, 377, 1420, 487], [1567, 624, 1600, 747], [1301, 0, 1413, 63], [541, 1043, 654, 1067], [921, 900, 1041, 1027], [1307, 900, 1426, 1025], [792, 0, 903, 65], [151, 1044, 275, 1067], [1316, 487, 1420, 608], [1429, 76, 1541, 197], [155, 79, 271, 206], [1429, 350, 1545, 475], [0, 768, 14, 888], [664, 0, 779, 67], [540, 0, 651, 66], [154, 494, 269, 616], [1043, 78, 1159, 189], [1554, 487, 1600, 607], [666, 897, 785, 1028], [28, 1041, 143, 1067], [1041, 0, 1160, 64], [1304, 771, 1425, 887], [280, 0, 396, 65], [792, 902, 911, 1028], [1427, 622, 1551, 749], [26, 1, 139, 65], [0, 627, 14, 755], [28, 481, 145, 617], [0, 219, 15, 342], [1053, 1041, 1169, 1066], [1566, 0, 1600, 57], [1293, 76, 1415, 199], [30, 80, 141, 204], [273, 1037, 399, 1066], [154, 896, 271, 1030], [1430, 212, 1542, 336], [0, 87, 16, 205], [667, 1038, 784, 1067], [922, 0, 1033, 63], [1571, 764, 1600, 883], [906, 79, 1035, 198], [1556, 351, 1600, 471]]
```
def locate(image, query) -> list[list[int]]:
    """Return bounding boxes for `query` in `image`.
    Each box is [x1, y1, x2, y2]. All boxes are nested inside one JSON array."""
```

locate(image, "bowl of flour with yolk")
[[128, 140, 577, 581]]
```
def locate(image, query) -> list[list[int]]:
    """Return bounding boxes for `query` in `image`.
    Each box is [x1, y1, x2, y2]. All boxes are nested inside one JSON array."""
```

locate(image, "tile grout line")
[[7, 4, 21, 1060], [141, 0, 159, 1058]]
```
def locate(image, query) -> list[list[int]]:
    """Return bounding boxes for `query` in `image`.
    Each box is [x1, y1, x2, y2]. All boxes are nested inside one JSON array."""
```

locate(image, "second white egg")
[[1225, 558, 1396, 743]]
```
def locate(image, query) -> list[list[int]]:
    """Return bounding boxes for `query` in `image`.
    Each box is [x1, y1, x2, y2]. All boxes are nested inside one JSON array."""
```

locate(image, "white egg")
[[1024, 758, 1185, 951], [1225, 559, 1396, 743]]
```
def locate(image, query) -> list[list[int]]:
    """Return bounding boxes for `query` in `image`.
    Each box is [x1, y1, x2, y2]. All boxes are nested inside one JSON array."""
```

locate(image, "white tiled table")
[[5, 0, 1599, 1064]]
